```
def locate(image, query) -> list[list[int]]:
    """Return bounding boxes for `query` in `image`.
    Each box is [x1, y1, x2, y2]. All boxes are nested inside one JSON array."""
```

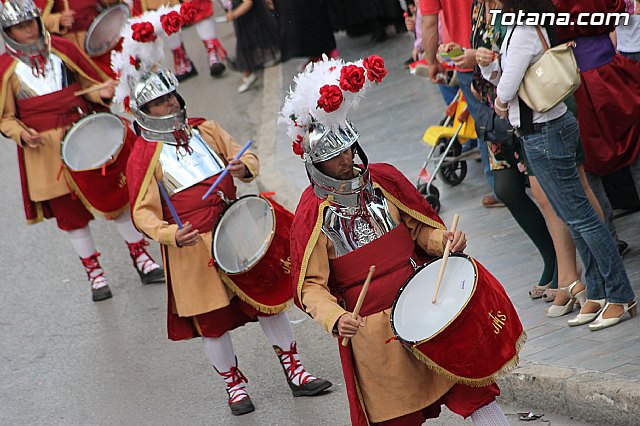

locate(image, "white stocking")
[[203, 333, 236, 372], [258, 312, 295, 349], [470, 401, 510, 426], [166, 32, 183, 50], [66, 225, 97, 258], [113, 210, 143, 243], [195, 17, 217, 40]]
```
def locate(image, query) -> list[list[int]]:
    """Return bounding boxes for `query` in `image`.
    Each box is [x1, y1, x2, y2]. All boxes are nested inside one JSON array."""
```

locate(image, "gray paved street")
[[1, 10, 638, 426]]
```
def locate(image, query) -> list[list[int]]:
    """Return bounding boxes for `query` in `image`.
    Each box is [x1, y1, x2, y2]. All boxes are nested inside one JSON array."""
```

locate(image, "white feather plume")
[[279, 56, 381, 156]]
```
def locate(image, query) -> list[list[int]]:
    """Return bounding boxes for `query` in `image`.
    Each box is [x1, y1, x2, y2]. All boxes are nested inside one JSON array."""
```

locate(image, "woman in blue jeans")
[[479, 0, 636, 331]]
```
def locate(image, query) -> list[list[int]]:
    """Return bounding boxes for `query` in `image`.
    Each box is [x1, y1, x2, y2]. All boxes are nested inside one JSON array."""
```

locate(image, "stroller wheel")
[[417, 183, 439, 199], [425, 193, 441, 213], [437, 140, 467, 186]]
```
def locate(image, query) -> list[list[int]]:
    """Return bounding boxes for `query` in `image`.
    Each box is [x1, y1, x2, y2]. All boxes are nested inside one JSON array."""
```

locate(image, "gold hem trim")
[[408, 330, 528, 387], [376, 185, 445, 231], [0, 60, 18, 120], [220, 272, 292, 314], [353, 370, 371, 425], [295, 199, 331, 308], [62, 168, 129, 219], [132, 143, 163, 219], [51, 47, 106, 84]]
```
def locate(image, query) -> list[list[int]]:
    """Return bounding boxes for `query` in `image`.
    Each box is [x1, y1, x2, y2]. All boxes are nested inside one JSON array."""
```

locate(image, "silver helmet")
[[129, 68, 191, 144], [304, 120, 360, 164], [0, 0, 49, 68]]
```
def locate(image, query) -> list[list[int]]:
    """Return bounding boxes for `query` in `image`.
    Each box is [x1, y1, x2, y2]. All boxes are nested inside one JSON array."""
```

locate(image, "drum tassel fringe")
[[407, 331, 527, 387], [220, 272, 293, 314]]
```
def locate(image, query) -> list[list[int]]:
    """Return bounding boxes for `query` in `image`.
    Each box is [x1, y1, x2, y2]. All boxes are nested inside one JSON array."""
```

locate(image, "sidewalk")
[[255, 32, 640, 426]]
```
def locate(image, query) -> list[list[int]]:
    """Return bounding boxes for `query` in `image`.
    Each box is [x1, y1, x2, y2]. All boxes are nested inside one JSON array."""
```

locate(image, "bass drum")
[[390, 254, 525, 385], [212, 195, 293, 312]]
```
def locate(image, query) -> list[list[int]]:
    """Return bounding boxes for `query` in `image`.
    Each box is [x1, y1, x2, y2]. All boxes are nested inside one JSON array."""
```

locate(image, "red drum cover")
[[391, 255, 525, 386], [64, 120, 135, 218], [213, 195, 293, 313]]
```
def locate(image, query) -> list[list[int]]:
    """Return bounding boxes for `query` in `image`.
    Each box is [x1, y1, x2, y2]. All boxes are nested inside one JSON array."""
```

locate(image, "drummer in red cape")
[[35, 0, 126, 78], [0, 0, 164, 302], [121, 64, 332, 414], [281, 56, 525, 425]]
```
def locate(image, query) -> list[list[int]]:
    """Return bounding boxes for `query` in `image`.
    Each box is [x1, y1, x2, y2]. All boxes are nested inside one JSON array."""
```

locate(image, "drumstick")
[[341, 265, 376, 347], [432, 213, 460, 304], [73, 80, 116, 97], [158, 182, 184, 229], [201, 140, 253, 200], [62, 0, 70, 11]]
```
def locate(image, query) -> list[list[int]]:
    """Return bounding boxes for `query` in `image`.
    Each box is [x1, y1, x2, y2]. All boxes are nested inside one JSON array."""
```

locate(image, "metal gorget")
[[158, 129, 226, 196], [316, 166, 397, 257], [13, 52, 71, 99]]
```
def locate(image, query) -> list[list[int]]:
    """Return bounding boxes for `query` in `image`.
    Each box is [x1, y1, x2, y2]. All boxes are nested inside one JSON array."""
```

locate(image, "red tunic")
[[554, 0, 640, 175]]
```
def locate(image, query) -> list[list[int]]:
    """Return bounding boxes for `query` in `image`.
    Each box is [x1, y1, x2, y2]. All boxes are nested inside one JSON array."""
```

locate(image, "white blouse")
[[480, 25, 567, 128]]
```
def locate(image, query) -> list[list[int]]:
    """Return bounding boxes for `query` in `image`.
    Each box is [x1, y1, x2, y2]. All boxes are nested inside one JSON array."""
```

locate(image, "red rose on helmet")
[[131, 22, 156, 43], [180, 2, 198, 25], [292, 141, 305, 157], [339, 65, 366, 93], [161, 11, 183, 36], [317, 84, 343, 113], [363, 55, 387, 83], [123, 96, 131, 113]]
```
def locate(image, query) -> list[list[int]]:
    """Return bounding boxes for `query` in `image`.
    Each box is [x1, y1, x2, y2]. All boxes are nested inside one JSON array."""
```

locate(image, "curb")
[[497, 360, 640, 426]]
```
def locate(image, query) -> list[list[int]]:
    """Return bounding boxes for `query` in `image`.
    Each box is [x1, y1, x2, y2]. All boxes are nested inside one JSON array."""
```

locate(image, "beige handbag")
[[518, 27, 581, 113]]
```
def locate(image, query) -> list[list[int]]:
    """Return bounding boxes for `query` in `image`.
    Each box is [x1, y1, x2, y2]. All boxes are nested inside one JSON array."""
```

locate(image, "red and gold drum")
[[211, 194, 293, 312], [390, 254, 525, 385], [61, 113, 134, 217]]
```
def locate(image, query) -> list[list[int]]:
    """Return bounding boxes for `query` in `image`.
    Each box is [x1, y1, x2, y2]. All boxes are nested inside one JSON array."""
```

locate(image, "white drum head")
[[84, 4, 130, 57], [213, 196, 275, 274], [61, 113, 125, 171], [391, 255, 476, 343]]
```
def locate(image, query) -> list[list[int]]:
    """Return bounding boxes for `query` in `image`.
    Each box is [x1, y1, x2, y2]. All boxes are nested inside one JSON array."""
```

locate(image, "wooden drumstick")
[[62, 0, 70, 11], [73, 80, 117, 96], [432, 213, 460, 304], [341, 265, 376, 347]]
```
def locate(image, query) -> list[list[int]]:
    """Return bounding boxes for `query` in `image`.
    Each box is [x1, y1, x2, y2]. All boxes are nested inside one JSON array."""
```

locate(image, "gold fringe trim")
[[220, 272, 293, 314], [62, 168, 129, 219], [295, 199, 331, 308], [52, 48, 107, 84], [377, 185, 446, 231], [353, 370, 371, 425], [0, 60, 17, 120], [133, 143, 163, 219], [408, 330, 528, 387]]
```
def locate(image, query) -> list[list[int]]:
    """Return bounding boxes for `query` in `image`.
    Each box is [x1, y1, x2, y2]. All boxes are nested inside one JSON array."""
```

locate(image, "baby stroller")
[[416, 91, 478, 212]]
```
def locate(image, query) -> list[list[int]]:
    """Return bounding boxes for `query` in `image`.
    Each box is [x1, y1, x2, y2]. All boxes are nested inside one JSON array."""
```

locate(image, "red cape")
[[290, 162, 445, 311], [1, 36, 108, 224]]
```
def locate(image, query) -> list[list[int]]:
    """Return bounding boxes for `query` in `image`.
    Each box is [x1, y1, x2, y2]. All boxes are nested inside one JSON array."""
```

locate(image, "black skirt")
[[272, 0, 337, 61], [232, 0, 281, 72]]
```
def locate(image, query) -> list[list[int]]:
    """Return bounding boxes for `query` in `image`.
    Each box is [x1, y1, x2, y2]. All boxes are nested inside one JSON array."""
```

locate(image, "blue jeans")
[[620, 51, 640, 62], [520, 112, 635, 303], [457, 71, 495, 195]]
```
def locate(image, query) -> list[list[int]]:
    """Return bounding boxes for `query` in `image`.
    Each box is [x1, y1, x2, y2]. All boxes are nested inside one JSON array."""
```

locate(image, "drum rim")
[[84, 3, 130, 57], [390, 253, 479, 346], [211, 194, 277, 275], [61, 113, 126, 172]]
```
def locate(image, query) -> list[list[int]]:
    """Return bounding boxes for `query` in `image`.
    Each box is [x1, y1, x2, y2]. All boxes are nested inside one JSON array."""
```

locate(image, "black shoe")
[[210, 62, 226, 77], [137, 267, 165, 285], [403, 57, 414, 68], [176, 66, 198, 82], [229, 396, 255, 416], [289, 378, 332, 397], [618, 240, 630, 258], [92, 285, 112, 302]]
